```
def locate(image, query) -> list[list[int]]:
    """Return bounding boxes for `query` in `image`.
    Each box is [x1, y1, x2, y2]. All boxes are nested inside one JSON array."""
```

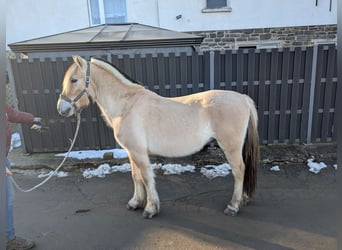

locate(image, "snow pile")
[[152, 163, 195, 175], [270, 165, 280, 171], [83, 163, 196, 179], [10, 132, 21, 152], [200, 163, 231, 179], [38, 171, 68, 178], [55, 148, 128, 160], [112, 163, 131, 173], [307, 158, 327, 174], [83, 163, 131, 178], [82, 163, 231, 179]]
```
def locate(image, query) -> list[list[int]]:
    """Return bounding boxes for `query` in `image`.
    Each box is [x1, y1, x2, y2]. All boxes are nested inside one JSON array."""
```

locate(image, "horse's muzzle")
[[57, 98, 74, 117]]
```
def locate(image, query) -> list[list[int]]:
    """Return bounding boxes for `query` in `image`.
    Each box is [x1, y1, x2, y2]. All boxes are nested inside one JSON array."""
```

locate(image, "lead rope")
[[11, 112, 82, 193]]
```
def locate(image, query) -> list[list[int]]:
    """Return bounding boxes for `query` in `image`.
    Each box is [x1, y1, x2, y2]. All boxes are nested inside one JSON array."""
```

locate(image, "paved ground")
[[8, 144, 337, 250]]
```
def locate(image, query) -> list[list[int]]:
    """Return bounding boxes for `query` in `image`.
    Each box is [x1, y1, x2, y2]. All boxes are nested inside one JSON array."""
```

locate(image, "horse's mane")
[[91, 57, 142, 86]]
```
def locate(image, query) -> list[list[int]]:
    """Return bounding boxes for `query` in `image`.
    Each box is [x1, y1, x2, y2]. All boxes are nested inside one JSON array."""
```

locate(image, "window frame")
[[202, 0, 232, 13], [88, 0, 127, 26]]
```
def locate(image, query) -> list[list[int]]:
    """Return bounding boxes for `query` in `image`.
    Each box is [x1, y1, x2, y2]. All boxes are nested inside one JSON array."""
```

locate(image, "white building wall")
[[126, 0, 160, 26], [6, 0, 337, 45], [156, 0, 337, 31], [6, 0, 89, 45]]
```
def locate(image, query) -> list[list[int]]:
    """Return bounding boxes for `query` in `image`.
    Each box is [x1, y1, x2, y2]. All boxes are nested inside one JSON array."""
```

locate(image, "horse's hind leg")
[[219, 145, 245, 216], [128, 153, 160, 219], [127, 161, 146, 210]]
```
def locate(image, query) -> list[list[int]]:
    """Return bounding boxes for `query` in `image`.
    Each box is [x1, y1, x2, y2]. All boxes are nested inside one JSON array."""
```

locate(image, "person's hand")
[[31, 117, 49, 133], [6, 167, 12, 176]]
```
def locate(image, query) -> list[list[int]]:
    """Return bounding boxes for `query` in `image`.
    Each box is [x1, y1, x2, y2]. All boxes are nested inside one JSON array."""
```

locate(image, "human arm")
[[6, 104, 34, 124], [6, 105, 47, 132]]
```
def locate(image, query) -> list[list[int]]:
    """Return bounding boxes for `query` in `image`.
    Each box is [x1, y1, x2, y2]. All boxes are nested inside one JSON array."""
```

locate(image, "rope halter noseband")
[[60, 60, 91, 110]]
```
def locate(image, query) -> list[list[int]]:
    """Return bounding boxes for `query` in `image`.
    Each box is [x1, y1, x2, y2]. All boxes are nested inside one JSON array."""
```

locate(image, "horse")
[[57, 55, 260, 219]]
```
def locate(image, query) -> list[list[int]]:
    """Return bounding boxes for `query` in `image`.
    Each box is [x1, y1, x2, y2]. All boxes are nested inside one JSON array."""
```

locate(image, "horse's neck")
[[89, 66, 142, 121]]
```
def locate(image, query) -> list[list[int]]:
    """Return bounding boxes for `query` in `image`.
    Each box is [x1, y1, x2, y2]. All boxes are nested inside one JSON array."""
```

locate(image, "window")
[[207, 0, 227, 8], [89, 0, 127, 25], [202, 0, 232, 13]]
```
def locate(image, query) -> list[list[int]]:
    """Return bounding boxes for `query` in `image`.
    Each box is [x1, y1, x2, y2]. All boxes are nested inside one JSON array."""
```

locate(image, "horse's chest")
[[111, 117, 142, 146]]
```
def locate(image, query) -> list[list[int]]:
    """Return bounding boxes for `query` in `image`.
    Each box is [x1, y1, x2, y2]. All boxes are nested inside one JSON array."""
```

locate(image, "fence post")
[[306, 45, 319, 144], [209, 50, 215, 90]]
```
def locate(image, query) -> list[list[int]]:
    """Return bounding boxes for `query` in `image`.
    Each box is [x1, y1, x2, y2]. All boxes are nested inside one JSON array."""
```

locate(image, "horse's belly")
[[147, 123, 213, 157]]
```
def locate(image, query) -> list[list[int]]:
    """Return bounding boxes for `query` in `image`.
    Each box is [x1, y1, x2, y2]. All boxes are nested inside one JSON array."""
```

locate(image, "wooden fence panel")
[[213, 47, 318, 144], [278, 49, 290, 143], [268, 48, 278, 143], [311, 44, 337, 142], [289, 47, 301, 143]]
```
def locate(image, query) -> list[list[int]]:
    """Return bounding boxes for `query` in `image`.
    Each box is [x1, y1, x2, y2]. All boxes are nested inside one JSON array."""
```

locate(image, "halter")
[[60, 61, 91, 109]]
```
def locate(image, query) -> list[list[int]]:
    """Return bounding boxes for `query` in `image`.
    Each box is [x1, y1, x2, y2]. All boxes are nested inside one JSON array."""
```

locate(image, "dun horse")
[[57, 55, 259, 219]]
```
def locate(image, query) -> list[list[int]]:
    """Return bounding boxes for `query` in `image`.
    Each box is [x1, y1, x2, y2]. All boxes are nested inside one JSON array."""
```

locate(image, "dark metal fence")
[[8, 44, 337, 153]]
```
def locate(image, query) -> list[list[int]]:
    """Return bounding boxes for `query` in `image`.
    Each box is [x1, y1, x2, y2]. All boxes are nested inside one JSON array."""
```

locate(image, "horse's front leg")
[[127, 161, 146, 210], [128, 154, 160, 219]]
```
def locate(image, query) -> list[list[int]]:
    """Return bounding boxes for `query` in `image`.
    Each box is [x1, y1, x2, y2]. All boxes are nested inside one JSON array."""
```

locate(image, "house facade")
[[7, 0, 337, 50]]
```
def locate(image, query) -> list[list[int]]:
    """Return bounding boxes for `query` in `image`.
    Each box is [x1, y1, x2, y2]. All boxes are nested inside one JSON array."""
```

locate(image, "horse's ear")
[[72, 55, 87, 72]]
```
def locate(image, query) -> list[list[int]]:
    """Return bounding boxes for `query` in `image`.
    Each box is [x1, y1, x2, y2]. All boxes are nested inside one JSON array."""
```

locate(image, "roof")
[[8, 23, 203, 53]]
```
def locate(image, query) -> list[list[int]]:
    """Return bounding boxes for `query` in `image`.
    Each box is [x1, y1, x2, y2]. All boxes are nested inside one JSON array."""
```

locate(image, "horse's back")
[[171, 89, 250, 108]]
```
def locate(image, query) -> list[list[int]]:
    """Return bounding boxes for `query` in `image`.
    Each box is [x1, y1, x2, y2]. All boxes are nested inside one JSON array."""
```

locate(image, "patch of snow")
[[38, 171, 68, 178], [151, 163, 195, 175], [111, 163, 131, 173], [270, 165, 280, 171], [55, 148, 128, 159], [83, 163, 132, 179], [82, 162, 232, 179], [150, 163, 163, 171], [112, 149, 129, 159], [307, 158, 327, 174], [160, 164, 195, 175], [83, 163, 197, 179], [200, 163, 231, 179], [333, 164, 337, 170], [83, 164, 113, 178], [10, 133, 21, 152]]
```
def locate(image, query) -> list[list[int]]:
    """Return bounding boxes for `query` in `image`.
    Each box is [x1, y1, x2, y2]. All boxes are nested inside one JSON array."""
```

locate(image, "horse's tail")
[[242, 96, 260, 198]]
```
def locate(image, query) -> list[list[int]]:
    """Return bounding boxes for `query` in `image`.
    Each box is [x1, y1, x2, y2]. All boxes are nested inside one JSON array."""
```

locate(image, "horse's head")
[[57, 55, 91, 117]]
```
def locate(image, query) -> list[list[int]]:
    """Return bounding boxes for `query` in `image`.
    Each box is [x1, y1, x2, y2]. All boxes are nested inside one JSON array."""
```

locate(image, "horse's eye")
[[71, 78, 78, 83]]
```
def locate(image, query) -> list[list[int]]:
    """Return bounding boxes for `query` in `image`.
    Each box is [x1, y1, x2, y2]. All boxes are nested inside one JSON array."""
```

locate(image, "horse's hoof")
[[224, 205, 239, 216], [127, 204, 137, 210], [142, 210, 156, 219], [142, 204, 159, 219], [127, 198, 145, 210]]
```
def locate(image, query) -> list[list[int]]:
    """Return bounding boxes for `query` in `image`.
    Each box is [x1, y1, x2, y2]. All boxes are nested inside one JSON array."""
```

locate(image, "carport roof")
[[9, 23, 203, 53]]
